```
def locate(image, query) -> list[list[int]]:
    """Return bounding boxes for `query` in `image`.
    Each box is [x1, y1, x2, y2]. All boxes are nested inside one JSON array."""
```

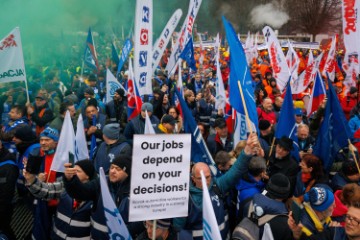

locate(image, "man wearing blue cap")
[[124, 102, 160, 144]]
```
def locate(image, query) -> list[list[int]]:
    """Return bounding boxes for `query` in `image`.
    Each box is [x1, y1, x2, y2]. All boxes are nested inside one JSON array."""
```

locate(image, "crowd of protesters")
[[0, 35, 360, 240]]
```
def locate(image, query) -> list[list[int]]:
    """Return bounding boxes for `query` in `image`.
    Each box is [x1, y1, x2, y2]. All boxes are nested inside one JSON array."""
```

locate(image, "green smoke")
[[0, 0, 203, 69]]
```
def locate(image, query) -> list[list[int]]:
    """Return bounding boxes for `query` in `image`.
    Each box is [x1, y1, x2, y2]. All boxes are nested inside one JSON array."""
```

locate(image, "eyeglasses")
[[346, 215, 360, 226], [143, 222, 167, 230]]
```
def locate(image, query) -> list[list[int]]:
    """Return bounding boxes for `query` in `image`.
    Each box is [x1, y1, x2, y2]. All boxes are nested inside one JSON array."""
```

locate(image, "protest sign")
[[129, 134, 191, 222]]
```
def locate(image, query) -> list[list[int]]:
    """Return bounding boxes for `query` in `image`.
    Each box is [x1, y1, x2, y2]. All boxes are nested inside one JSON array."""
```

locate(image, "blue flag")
[[179, 37, 197, 71], [222, 17, 258, 134], [111, 42, 119, 65], [275, 81, 300, 161], [313, 78, 352, 172], [116, 38, 132, 77], [174, 88, 219, 176], [84, 28, 98, 70]]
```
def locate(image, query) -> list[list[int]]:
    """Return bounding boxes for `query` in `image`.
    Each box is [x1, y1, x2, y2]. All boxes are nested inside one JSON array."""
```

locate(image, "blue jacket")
[[173, 151, 252, 239], [52, 192, 92, 239]]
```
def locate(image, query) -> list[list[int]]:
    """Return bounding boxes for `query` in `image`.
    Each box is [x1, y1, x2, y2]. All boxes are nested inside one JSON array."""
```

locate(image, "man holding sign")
[[173, 133, 263, 240]]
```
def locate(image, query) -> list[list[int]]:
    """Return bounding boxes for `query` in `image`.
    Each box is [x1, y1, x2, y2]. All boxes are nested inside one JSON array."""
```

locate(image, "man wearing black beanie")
[[23, 159, 96, 239], [105, 87, 127, 131], [64, 154, 144, 238]]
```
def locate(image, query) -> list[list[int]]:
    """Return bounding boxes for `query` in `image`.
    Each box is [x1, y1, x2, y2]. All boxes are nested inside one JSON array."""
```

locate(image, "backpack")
[[232, 201, 285, 240]]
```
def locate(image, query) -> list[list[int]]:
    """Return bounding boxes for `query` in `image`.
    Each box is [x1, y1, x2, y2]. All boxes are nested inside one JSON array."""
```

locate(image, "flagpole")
[[237, 81, 254, 133], [152, 220, 157, 240], [348, 139, 360, 174], [267, 137, 276, 165], [80, 61, 85, 83], [24, 77, 30, 103]]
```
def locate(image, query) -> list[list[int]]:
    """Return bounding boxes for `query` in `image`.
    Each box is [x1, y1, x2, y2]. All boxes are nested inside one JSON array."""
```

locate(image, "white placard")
[[129, 134, 191, 222]]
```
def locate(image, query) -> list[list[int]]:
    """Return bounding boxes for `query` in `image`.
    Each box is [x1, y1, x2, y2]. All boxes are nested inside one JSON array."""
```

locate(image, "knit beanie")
[[115, 88, 125, 97], [112, 155, 132, 176], [156, 219, 171, 229], [14, 126, 37, 142], [141, 102, 153, 112], [103, 123, 120, 140], [266, 173, 290, 199], [304, 187, 334, 212], [75, 159, 96, 180], [259, 120, 271, 131], [40, 127, 59, 142]]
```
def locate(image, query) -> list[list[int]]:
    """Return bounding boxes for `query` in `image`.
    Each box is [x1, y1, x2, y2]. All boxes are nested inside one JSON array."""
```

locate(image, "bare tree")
[[283, 0, 342, 39]]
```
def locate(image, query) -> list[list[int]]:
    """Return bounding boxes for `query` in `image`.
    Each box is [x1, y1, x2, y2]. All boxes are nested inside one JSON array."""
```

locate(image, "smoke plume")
[[250, 2, 289, 29]]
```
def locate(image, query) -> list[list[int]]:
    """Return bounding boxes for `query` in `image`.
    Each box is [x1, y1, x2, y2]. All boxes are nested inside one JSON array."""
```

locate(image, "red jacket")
[[257, 107, 277, 125]]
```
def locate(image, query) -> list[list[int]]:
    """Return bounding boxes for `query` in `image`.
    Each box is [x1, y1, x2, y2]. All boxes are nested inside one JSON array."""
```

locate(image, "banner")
[[342, 0, 360, 56], [165, 0, 202, 74], [134, 0, 153, 96], [0, 27, 27, 83], [99, 168, 132, 239], [129, 134, 191, 221], [106, 69, 125, 103], [51, 111, 75, 172], [116, 38, 132, 77], [262, 26, 290, 92], [152, 9, 182, 71]]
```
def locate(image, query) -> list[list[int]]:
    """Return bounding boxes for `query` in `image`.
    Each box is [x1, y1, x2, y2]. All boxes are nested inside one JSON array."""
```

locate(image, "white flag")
[[106, 69, 126, 103], [0, 27, 27, 83], [51, 111, 75, 172], [261, 223, 274, 240], [322, 36, 337, 81], [165, 0, 202, 75], [152, 9, 182, 72], [134, 0, 153, 96], [144, 110, 155, 134], [99, 167, 132, 240], [201, 170, 222, 240], [286, 41, 300, 82], [343, 56, 359, 95], [291, 52, 323, 94], [262, 26, 290, 92], [75, 114, 89, 162], [215, 34, 226, 112]]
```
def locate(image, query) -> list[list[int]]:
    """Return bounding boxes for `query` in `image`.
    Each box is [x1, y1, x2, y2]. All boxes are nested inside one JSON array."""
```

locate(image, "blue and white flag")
[[223, 17, 258, 135], [152, 9, 182, 71], [174, 88, 219, 176], [179, 37, 197, 71], [106, 69, 126, 103], [51, 111, 75, 172], [313, 78, 352, 172], [116, 38, 132, 77], [201, 170, 222, 240], [75, 114, 89, 162], [275, 82, 300, 162], [84, 28, 98, 70], [99, 167, 132, 240], [134, 0, 153, 96]]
